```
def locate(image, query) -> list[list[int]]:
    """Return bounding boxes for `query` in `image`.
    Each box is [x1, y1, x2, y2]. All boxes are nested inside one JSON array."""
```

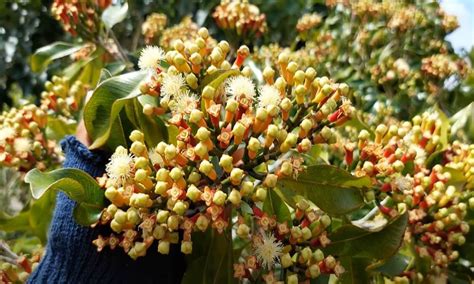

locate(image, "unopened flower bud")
[[126, 208, 140, 224], [230, 168, 244, 185], [155, 181, 168, 195], [287, 274, 298, 284], [164, 144, 177, 161], [255, 187, 267, 202], [169, 167, 184, 181], [173, 201, 187, 215], [219, 154, 234, 172], [189, 109, 204, 124], [213, 190, 227, 206], [247, 137, 261, 152], [130, 193, 153, 208], [199, 160, 213, 175], [313, 249, 324, 262], [228, 189, 241, 205], [130, 130, 144, 142], [187, 171, 201, 184], [158, 240, 170, 254], [134, 169, 148, 182], [114, 209, 127, 224], [186, 185, 202, 202], [131, 141, 146, 156], [202, 86, 216, 100], [281, 253, 293, 268], [263, 174, 278, 188], [240, 181, 254, 196], [196, 127, 211, 141], [181, 241, 193, 254], [167, 215, 180, 231], [308, 264, 320, 278], [321, 215, 331, 227], [237, 223, 250, 238], [302, 227, 312, 240], [194, 142, 208, 159], [156, 210, 169, 223]]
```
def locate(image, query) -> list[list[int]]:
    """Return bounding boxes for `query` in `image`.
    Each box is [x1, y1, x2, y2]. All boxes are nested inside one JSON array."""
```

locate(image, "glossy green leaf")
[[450, 102, 474, 142], [434, 106, 450, 149], [182, 229, 236, 284], [324, 212, 408, 260], [277, 165, 369, 215], [443, 167, 467, 189], [84, 71, 147, 149], [134, 96, 168, 146], [369, 253, 410, 277], [263, 188, 292, 223], [0, 211, 30, 232], [25, 168, 105, 226], [338, 112, 374, 139], [28, 190, 56, 242], [30, 42, 83, 72], [101, 2, 129, 29], [200, 69, 240, 91], [0, 190, 56, 243], [339, 257, 371, 284], [45, 116, 77, 141], [425, 150, 446, 169]]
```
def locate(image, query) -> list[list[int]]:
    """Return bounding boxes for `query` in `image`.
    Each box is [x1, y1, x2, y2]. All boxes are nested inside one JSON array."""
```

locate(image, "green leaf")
[[277, 165, 368, 215], [45, 116, 77, 141], [324, 212, 408, 260], [105, 62, 127, 76], [200, 69, 240, 91], [28, 190, 56, 242], [182, 229, 236, 284], [30, 42, 83, 73], [369, 253, 410, 277], [25, 168, 105, 226], [84, 71, 147, 150], [450, 102, 474, 142], [338, 112, 374, 139], [443, 167, 467, 189], [101, 2, 129, 29], [339, 257, 371, 284], [0, 190, 56, 243], [0, 211, 30, 232], [134, 96, 168, 146], [434, 106, 450, 149], [401, 160, 415, 176], [263, 188, 292, 223], [425, 150, 446, 169]]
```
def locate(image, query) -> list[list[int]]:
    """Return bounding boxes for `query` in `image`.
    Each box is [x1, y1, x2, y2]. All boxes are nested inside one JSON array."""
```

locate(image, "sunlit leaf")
[[277, 165, 369, 215], [84, 71, 147, 150], [25, 168, 104, 226], [101, 2, 129, 30], [324, 212, 408, 260], [30, 42, 83, 73], [263, 188, 292, 223]]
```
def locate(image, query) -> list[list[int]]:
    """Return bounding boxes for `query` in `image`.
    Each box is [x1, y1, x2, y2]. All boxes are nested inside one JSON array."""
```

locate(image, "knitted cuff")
[[60, 135, 108, 177]]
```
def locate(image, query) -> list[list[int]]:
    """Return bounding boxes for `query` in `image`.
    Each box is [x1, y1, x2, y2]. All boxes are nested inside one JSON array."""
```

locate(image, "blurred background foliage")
[[0, 0, 473, 282], [0, 0, 64, 108], [0, 0, 314, 110]]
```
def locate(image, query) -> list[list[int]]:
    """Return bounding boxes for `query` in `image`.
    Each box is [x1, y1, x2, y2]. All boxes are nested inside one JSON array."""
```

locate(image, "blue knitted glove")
[[28, 136, 185, 284]]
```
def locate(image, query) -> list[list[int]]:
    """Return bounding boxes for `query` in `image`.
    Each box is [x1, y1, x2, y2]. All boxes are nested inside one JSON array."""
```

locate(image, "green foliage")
[[84, 71, 147, 150], [324, 212, 408, 259], [30, 42, 84, 73], [25, 168, 105, 226], [182, 228, 236, 284], [277, 165, 369, 215], [0, 0, 65, 108]]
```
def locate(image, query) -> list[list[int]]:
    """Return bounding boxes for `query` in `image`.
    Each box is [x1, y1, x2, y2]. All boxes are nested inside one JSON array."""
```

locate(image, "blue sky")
[[440, 0, 474, 52]]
